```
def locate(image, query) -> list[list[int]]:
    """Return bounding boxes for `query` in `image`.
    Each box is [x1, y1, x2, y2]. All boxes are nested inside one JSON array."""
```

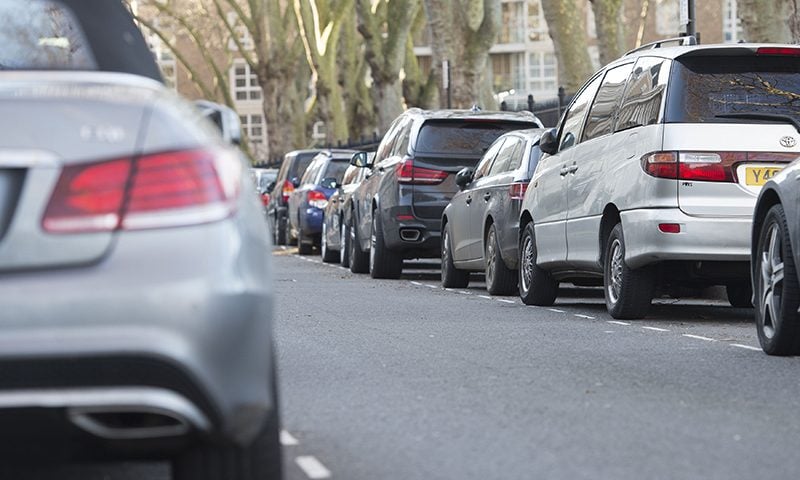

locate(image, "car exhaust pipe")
[[399, 228, 421, 242], [68, 407, 192, 440]]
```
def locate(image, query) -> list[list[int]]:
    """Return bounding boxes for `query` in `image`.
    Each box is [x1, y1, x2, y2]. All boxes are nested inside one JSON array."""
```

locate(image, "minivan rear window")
[[416, 121, 534, 155], [667, 56, 800, 124]]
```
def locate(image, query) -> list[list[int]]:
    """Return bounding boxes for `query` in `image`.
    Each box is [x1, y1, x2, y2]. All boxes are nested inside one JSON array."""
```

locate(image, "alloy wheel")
[[520, 234, 534, 294], [607, 239, 624, 305], [760, 222, 785, 340]]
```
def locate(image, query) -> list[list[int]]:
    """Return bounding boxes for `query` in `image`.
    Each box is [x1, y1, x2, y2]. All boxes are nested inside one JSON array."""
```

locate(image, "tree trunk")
[[591, 0, 625, 66], [540, 0, 593, 95], [739, 0, 798, 43]]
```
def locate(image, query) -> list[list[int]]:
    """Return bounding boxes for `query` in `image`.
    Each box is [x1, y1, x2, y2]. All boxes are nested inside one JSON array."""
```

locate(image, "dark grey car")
[[441, 129, 545, 294], [321, 163, 369, 265], [348, 109, 542, 278], [266, 149, 320, 245]]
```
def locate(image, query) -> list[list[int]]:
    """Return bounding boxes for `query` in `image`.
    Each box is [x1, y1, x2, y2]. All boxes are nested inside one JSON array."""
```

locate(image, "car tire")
[[273, 214, 287, 246], [297, 222, 313, 255], [172, 402, 281, 480], [754, 203, 800, 355], [518, 222, 557, 306], [485, 223, 516, 295], [321, 221, 338, 263], [603, 223, 654, 320], [369, 210, 403, 279], [349, 218, 370, 274], [340, 220, 351, 268], [441, 223, 469, 288], [726, 282, 753, 308]]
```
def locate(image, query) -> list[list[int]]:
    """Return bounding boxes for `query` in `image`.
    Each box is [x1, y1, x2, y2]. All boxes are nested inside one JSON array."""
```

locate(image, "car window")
[[558, 74, 603, 151], [341, 166, 359, 185], [375, 118, 403, 163], [415, 121, 534, 155], [291, 153, 317, 179], [489, 137, 521, 176], [616, 57, 670, 132], [527, 144, 544, 176], [583, 63, 634, 141], [390, 118, 413, 157], [322, 160, 351, 184], [506, 138, 526, 171], [473, 138, 506, 181], [300, 158, 324, 185]]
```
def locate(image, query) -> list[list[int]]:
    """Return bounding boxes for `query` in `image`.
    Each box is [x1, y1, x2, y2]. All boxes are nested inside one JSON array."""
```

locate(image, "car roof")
[[502, 128, 547, 140], [609, 42, 800, 66], [406, 108, 541, 123]]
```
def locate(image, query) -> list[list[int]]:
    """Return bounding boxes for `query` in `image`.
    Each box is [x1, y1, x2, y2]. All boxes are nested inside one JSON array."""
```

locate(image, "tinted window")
[[416, 121, 533, 155], [506, 138, 526, 171], [474, 138, 505, 180], [667, 56, 800, 124], [300, 158, 324, 185], [617, 57, 670, 131], [583, 63, 634, 141], [391, 118, 413, 157], [290, 153, 317, 179], [322, 160, 351, 183], [526, 145, 543, 176], [559, 75, 603, 151], [489, 137, 522, 176], [375, 118, 403, 162]]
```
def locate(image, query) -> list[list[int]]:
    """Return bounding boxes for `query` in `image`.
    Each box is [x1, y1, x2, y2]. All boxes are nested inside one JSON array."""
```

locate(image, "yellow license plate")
[[745, 167, 783, 186]]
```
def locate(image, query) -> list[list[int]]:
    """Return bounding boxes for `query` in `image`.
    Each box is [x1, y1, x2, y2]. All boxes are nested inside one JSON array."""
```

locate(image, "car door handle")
[[568, 164, 578, 174], [483, 192, 491, 201], [560, 166, 570, 177], [466, 196, 472, 205]]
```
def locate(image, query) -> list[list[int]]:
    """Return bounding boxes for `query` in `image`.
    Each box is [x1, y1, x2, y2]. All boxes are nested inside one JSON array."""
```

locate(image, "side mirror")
[[320, 177, 339, 189], [351, 151, 374, 168], [455, 167, 475, 190], [539, 128, 559, 155], [291, 176, 301, 188], [194, 100, 243, 146]]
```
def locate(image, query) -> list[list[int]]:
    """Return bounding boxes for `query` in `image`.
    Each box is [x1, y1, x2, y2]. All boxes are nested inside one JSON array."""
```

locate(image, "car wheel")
[[485, 223, 516, 295], [273, 214, 287, 246], [441, 224, 469, 288], [172, 402, 281, 480], [340, 220, 351, 268], [754, 203, 800, 355], [726, 282, 753, 308], [369, 210, 403, 279], [321, 221, 338, 263], [297, 222, 313, 255], [518, 222, 557, 306], [349, 218, 370, 274], [603, 223, 654, 319]]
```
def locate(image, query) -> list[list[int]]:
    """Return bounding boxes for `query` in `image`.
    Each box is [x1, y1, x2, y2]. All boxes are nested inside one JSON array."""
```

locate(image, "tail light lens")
[[261, 193, 271, 207], [509, 182, 528, 200], [642, 151, 741, 182], [43, 148, 240, 233], [396, 159, 448, 185], [307, 189, 328, 209], [281, 179, 295, 203], [757, 47, 800, 56]]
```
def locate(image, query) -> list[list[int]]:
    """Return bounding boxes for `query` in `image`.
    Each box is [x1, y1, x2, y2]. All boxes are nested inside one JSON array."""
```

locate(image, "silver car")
[[0, 2, 280, 479], [520, 38, 800, 319]]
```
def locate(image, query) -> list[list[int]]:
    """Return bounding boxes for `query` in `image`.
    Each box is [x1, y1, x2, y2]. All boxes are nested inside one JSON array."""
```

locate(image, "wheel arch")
[[598, 204, 622, 266]]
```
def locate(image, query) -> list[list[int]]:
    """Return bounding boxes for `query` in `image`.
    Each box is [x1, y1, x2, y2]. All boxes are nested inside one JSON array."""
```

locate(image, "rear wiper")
[[715, 112, 800, 133]]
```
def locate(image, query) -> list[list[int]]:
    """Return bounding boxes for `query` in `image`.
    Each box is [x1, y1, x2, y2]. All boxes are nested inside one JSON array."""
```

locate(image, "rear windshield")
[[415, 121, 536, 155], [667, 56, 800, 124], [323, 160, 351, 183], [0, 1, 95, 70], [291, 153, 317, 178]]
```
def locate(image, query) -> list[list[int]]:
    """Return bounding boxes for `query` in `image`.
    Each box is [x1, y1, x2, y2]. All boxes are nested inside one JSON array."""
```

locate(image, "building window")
[[499, 1, 525, 44], [240, 113, 267, 160], [528, 51, 557, 94], [526, 0, 547, 42], [723, 0, 743, 43], [142, 21, 177, 90], [231, 59, 262, 101]]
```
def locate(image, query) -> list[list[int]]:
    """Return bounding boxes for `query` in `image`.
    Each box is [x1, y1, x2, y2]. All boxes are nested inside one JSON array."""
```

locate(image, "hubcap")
[[760, 222, 785, 339], [521, 234, 534, 293], [607, 239, 624, 305]]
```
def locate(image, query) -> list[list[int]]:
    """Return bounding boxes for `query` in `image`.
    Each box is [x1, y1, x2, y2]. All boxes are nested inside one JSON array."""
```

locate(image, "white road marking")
[[731, 343, 762, 351], [295, 456, 332, 479], [410, 281, 423, 286], [683, 334, 717, 342], [548, 308, 565, 313], [607, 321, 631, 326], [280, 430, 299, 446], [458, 291, 472, 295], [642, 326, 670, 332], [496, 299, 516, 304], [444, 288, 457, 292], [574, 314, 595, 319], [478, 295, 492, 300], [424, 284, 438, 289]]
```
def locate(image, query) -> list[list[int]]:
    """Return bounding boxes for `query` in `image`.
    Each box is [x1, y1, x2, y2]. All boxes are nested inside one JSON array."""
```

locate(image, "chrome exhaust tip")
[[68, 407, 192, 440], [399, 228, 421, 242]]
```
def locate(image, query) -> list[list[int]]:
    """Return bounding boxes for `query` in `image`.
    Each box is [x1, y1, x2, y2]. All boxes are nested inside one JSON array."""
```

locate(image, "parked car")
[[252, 167, 279, 207], [321, 161, 370, 264], [519, 37, 800, 320], [348, 109, 543, 278], [0, 1, 281, 479], [441, 129, 545, 294], [287, 150, 355, 254], [267, 149, 320, 245]]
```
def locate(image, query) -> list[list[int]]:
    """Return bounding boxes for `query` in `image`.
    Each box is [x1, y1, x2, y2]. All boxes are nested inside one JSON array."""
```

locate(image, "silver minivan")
[[519, 38, 800, 319]]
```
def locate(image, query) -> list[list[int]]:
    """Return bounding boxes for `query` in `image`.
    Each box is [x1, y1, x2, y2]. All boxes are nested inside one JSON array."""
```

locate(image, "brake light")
[[261, 193, 271, 206], [642, 152, 678, 179], [396, 159, 448, 185], [642, 151, 740, 182], [757, 47, 800, 56], [307, 189, 328, 209], [281, 179, 295, 204], [509, 182, 528, 200], [43, 148, 240, 233]]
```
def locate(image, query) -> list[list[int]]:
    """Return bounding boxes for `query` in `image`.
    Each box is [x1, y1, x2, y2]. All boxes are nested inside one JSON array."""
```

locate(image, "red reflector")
[[658, 223, 681, 234], [396, 214, 415, 221], [757, 47, 800, 56], [396, 159, 448, 185], [509, 182, 528, 200]]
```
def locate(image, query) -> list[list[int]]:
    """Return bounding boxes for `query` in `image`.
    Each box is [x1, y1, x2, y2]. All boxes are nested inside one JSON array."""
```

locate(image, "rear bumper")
[[621, 208, 751, 269], [301, 207, 324, 235], [0, 218, 275, 455], [383, 206, 441, 257]]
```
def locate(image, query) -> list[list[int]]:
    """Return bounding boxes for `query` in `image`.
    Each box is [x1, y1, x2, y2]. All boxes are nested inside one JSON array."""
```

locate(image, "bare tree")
[[739, 0, 800, 43], [591, 0, 625, 66], [540, 0, 593, 94]]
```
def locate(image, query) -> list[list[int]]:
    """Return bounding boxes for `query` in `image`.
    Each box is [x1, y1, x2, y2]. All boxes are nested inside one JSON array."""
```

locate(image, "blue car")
[[287, 150, 356, 254]]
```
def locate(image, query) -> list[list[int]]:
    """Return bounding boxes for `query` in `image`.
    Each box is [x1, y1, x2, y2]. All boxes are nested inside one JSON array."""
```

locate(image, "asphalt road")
[[7, 246, 800, 479]]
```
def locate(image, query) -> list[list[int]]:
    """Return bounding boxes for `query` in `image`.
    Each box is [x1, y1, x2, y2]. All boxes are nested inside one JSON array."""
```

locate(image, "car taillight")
[[307, 189, 328, 209], [281, 179, 295, 203], [509, 182, 528, 200], [261, 193, 271, 207], [43, 148, 240, 233], [396, 159, 448, 185], [641, 151, 739, 182], [757, 47, 800, 56]]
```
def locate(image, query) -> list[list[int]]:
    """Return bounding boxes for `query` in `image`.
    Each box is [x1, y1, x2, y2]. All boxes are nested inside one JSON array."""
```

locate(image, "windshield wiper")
[[715, 112, 800, 133]]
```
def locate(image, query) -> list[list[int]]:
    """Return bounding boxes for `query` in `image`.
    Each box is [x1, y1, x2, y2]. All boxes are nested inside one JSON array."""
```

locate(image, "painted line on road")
[[295, 456, 332, 479], [548, 308, 565, 313], [642, 326, 670, 332], [496, 299, 516, 304], [574, 314, 595, 319], [683, 334, 717, 342], [607, 320, 630, 326], [478, 295, 492, 300], [280, 430, 299, 446], [730, 343, 761, 351], [458, 290, 472, 295], [424, 284, 439, 289], [410, 281, 423, 286]]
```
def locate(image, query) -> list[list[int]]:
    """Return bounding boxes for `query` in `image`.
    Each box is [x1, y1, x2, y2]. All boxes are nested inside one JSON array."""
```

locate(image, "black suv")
[[347, 109, 542, 278], [267, 149, 320, 245]]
